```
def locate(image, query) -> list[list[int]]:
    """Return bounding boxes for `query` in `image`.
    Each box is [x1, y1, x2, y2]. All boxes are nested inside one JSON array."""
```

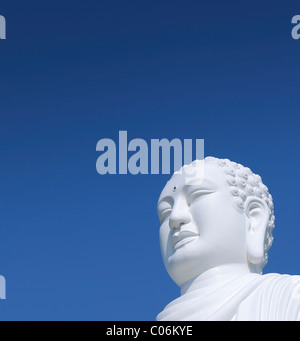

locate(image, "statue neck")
[[180, 263, 253, 296]]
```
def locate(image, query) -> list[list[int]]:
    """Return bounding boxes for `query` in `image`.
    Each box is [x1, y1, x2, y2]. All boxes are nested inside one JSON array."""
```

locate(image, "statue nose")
[[169, 207, 192, 231]]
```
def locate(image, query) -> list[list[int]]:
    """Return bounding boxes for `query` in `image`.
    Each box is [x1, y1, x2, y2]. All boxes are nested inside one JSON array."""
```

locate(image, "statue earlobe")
[[245, 196, 270, 266]]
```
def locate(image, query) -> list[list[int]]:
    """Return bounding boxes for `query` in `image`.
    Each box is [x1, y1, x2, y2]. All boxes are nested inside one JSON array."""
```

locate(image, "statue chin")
[[164, 237, 228, 287], [165, 248, 202, 287], [156, 157, 300, 321]]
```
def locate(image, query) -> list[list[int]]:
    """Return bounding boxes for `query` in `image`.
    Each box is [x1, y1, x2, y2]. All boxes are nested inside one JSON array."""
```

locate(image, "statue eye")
[[188, 190, 214, 206], [159, 208, 172, 223]]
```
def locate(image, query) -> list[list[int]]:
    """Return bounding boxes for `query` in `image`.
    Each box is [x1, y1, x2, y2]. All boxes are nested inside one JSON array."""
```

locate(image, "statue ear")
[[245, 196, 269, 266]]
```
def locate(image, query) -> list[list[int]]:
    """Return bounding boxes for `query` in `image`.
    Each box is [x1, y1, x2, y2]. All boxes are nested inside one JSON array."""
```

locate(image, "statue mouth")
[[172, 231, 199, 250]]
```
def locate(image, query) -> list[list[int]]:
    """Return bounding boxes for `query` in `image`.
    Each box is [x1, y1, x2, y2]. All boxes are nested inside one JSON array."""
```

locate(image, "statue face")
[[157, 161, 248, 286]]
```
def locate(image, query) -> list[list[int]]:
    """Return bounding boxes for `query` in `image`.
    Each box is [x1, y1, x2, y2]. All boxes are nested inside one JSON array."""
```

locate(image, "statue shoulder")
[[263, 272, 300, 284], [262, 273, 300, 308], [237, 273, 300, 320]]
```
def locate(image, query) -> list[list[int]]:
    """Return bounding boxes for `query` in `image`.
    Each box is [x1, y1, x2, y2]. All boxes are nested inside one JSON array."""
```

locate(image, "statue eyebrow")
[[184, 178, 217, 188]]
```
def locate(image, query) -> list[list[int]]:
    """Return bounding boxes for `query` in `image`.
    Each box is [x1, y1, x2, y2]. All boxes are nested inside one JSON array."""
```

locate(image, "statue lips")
[[172, 231, 199, 250]]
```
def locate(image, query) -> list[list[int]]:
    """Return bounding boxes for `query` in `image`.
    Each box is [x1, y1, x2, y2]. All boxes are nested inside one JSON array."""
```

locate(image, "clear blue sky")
[[0, 0, 300, 320]]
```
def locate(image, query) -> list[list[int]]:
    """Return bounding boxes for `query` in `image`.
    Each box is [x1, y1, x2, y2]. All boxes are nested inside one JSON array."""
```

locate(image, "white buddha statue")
[[156, 157, 300, 321]]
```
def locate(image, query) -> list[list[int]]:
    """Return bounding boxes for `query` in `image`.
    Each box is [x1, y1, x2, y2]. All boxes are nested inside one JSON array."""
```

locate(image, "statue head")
[[157, 157, 275, 287]]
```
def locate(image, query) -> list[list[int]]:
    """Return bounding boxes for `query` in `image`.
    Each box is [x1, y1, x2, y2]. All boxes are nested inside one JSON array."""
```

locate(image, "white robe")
[[156, 272, 300, 321]]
